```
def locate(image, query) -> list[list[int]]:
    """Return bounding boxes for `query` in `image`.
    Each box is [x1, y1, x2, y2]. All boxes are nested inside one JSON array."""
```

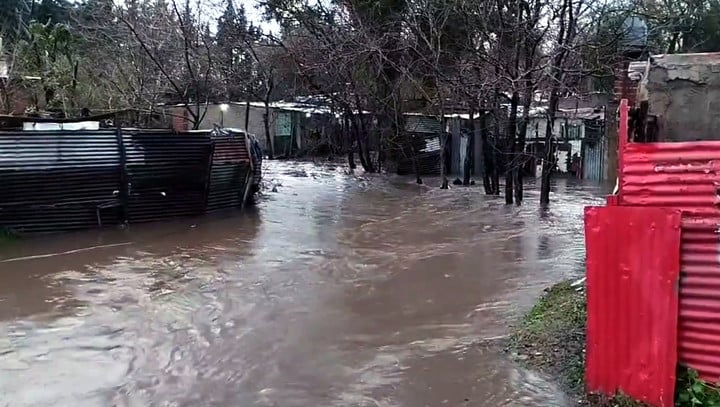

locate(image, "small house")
[[190, 97, 339, 157], [525, 106, 606, 180]]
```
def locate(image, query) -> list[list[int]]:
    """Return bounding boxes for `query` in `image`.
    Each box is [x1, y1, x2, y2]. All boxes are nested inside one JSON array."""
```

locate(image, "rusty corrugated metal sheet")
[[585, 206, 681, 407], [618, 139, 720, 382], [206, 132, 253, 211]]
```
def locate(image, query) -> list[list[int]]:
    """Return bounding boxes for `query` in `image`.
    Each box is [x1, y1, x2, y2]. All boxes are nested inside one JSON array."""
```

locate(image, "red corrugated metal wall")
[[617, 103, 720, 382], [585, 206, 681, 407]]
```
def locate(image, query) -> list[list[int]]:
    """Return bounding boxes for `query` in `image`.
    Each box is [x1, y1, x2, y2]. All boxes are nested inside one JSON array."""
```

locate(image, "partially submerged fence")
[[0, 129, 257, 234]]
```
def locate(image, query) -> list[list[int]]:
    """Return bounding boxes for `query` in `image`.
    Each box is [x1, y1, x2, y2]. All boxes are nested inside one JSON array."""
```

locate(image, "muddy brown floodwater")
[[0, 161, 607, 407]]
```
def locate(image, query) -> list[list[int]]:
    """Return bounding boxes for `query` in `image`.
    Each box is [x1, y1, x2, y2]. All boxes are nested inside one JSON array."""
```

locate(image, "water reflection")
[[0, 162, 606, 406]]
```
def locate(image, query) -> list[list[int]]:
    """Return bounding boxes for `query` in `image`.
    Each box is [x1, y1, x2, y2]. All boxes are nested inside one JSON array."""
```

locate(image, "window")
[[276, 112, 291, 137]]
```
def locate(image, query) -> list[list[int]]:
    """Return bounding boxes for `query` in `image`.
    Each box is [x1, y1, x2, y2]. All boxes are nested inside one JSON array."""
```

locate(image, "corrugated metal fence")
[[124, 131, 213, 223], [585, 99, 720, 406], [0, 129, 256, 234], [396, 134, 443, 175], [0, 130, 121, 233], [619, 139, 720, 382], [585, 206, 681, 407], [582, 140, 604, 181], [582, 120, 605, 181], [206, 134, 253, 211]]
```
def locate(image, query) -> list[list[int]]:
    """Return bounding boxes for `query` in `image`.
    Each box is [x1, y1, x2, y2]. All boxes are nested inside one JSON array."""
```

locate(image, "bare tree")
[[117, 0, 215, 129], [540, 0, 585, 205]]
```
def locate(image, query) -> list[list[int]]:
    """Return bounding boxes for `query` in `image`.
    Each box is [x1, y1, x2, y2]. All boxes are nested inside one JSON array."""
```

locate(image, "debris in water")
[[284, 169, 309, 177]]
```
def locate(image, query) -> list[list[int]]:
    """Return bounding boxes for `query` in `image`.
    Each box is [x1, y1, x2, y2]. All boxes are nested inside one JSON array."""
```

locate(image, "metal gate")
[[459, 134, 469, 179], [582, 139, 603, 181], [585, 206, 681, 407]]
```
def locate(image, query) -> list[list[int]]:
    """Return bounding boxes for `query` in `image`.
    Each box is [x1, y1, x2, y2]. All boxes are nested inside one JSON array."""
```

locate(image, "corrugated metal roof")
[[405, 115, 442, 134], [529, 106, 604, 120]]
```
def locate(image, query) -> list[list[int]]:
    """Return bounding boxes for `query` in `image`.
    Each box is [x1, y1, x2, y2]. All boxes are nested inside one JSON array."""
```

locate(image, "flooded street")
[[0, 161, 605, 407]]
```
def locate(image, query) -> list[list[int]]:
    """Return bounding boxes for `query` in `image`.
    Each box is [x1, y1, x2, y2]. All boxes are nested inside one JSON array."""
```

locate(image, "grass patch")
[[507, 280, 647, 406], [507, 281, 586, 395], [509, 281, 720, 406]]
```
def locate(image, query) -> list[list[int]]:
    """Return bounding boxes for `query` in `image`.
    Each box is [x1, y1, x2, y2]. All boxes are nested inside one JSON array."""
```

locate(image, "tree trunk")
[[351, 115, 372, 172], [358, 114, 375, 172], [263, 78, 275, 159], [439, 110, 449, 189], [413, 152, 422, 184], [505, 91, 519, 204], [440, 132, 449, 189], [492, 155, 500, 195], [408, 134, 422, 184], [0, 79, 10, 114], [345, 116, 356, 169], [463, 108, 474, 186], [540, 91, 559, 206], [244, 100, 250, 132], [263, 101, 273, 159], [540, 0, 576, 205], [480, 112, 492, 194], [515, 83, 533, 205], [491, 90, 501, 196]]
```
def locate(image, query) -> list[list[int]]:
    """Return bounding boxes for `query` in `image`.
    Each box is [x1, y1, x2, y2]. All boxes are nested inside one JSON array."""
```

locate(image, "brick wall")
[[613, 60, 639, 107]]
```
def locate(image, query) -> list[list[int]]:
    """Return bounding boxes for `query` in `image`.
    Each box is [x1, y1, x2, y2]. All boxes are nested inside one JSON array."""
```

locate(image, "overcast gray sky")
[[109, 0, 280, 33]]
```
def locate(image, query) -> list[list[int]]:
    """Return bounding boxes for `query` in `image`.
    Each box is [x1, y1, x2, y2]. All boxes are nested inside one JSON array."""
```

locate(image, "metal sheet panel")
[[620, 140, 720, 215], [459, 134, 469, 179], [582, 139, 604, 181], [396, 134, 442, 175], [404, 116, 442, 134], [585, 206, 681, 407], [0, 128, 260, 234], [0, 131, 121, 234], [678, 217, 720, 381], [206, 133, 253, 211], [619, 139, 720, 382], [122, 131, 212, 223]]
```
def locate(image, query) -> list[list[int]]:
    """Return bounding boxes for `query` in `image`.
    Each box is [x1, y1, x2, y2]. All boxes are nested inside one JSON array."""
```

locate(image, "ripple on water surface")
[[0, 161, 605, 406]]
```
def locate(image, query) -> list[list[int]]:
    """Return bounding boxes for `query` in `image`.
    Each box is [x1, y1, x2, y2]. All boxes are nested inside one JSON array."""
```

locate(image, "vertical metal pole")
[[245, 101, 250, 132], [115, 116, 128, 224], [618, 99, 629, 203], [203, 140, 216, 213]]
